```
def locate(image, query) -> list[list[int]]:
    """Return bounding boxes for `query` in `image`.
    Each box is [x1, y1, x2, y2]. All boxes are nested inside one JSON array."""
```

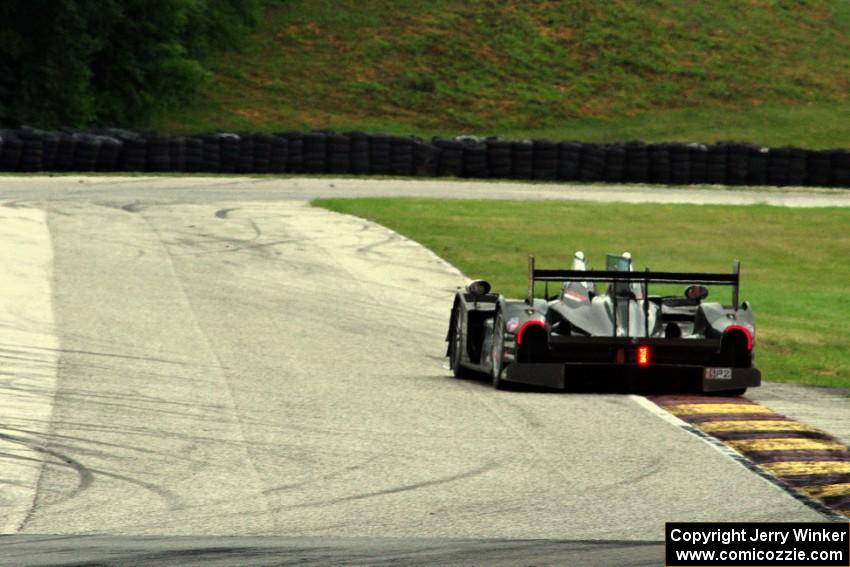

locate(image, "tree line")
[[0, 0, 262, 128]]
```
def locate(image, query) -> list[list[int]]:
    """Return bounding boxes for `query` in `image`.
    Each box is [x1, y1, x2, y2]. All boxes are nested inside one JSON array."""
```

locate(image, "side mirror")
[[466, 280, 491, 297], [684, 285, 709, 301]]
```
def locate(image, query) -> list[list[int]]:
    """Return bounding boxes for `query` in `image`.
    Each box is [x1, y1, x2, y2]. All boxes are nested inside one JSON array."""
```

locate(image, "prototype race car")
[[447, 252, 760, 395]]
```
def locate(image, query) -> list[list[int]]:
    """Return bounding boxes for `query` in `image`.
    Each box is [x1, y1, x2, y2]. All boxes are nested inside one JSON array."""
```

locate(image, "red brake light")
[[637, 345, 651, 367], [516, 320, 545, 345], [724, 325, 753, 351]]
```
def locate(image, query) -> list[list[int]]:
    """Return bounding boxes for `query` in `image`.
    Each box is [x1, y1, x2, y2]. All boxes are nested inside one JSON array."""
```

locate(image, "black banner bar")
[[666, 522, 849, 566]]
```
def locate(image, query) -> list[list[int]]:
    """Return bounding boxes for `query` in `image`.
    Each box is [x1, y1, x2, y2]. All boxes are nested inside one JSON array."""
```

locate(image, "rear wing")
[[527, 256, 742, 309]]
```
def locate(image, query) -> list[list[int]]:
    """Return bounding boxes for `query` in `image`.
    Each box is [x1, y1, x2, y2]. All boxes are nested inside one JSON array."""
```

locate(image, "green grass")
[[155, 1, 850, 148], [491, 103, 850, 149], [314, 197, 850, 389]]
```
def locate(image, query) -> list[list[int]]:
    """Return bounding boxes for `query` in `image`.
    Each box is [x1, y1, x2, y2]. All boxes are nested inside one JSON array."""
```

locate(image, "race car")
[[446, 252, 760, 395]]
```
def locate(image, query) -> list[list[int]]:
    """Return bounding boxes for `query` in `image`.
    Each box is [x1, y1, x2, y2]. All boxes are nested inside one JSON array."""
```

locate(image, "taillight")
[[724, 325, 753, 351], [637, 345, 651, 367], [516, 320, 545, 345]]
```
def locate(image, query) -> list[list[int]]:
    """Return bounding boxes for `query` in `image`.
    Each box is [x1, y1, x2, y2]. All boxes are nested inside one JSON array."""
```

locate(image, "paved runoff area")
[[1, 176, 847, 565], [2, 175, 850, 207]]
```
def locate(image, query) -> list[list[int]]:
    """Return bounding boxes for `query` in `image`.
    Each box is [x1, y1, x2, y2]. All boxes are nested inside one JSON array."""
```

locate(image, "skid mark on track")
[[121, 202, 144, 213], [135, 209, 275, 525], [0, 433, 93, 501], [0, 206, 60, 533], [651, 395, 850, 519], [3, 344, 191, 368], [215, 207, 238, 219], [261, 454, 386, 495], [3, 431, 183, 527], [2, 201, 30, 209], [272, 461, 498, 512]]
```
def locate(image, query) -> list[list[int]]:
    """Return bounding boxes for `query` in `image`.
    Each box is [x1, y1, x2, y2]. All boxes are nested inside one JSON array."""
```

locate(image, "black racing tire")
[[449, 308, 473, 379], [490, 311, 509, 390]]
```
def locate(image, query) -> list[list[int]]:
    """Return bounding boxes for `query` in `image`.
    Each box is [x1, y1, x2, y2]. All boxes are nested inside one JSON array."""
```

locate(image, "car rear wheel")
[[491, 311, 509, 390], [450, 308, 473, 379]]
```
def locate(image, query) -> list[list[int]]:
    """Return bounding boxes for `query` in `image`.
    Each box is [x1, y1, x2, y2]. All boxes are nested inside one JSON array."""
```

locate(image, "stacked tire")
[[346, 132, 370, 174], [327, 134, 351, 174], [97, 136, 122, 171], [623, 142, 650, 183], [218, 134, 240, 173], [579, 143, 605, 182], [433, 137, 463, 177], [0, 131, 23, 171], [390, 136, 415, 176], [829, 150, 850, 187], [368, 134, 392, 175], [268, 134, 289, 173], [688, 144, 708, 184], [532, 140, 558, 181], [668, 144, 690, 185], [486, 140, 512, 178], [251, 134, 274, 173], [16, 128, 44, 172], [557, 142, 582, 181], [184, 137, 203, 172], [458, 136, 488, 178], [510, 140, 534, 179], [807, 150, 833, 187], [200, 134, 223, 172], [0, 126, 849, 190], [602, 144, 626, 183], [413, 137, 438, 177], [74, 134, 102, 171], [275, 132, 303, 173]]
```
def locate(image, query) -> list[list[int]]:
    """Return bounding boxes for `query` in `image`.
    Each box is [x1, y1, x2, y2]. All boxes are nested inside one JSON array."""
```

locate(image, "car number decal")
[[704, 367, 732, 380]]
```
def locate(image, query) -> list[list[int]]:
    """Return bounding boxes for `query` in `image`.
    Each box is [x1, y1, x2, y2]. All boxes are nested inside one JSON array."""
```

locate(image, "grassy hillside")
[[156, 1, 850, 147]]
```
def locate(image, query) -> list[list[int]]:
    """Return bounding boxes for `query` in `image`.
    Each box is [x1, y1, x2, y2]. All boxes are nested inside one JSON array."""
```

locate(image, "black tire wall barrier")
[[1, 127, 849, 188]]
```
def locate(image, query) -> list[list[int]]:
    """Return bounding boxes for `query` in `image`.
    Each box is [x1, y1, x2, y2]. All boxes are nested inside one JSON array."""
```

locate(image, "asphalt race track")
[[1, 176, 847, 566]]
